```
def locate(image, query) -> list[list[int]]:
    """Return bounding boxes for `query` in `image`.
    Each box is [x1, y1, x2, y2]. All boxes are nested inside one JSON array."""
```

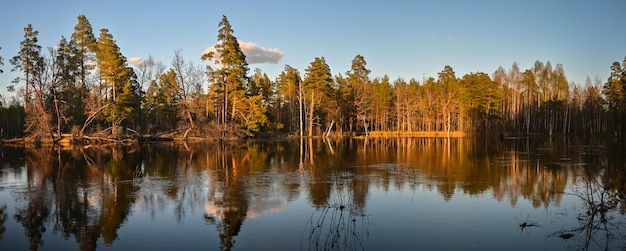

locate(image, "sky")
[[1, 0, 625, 99]]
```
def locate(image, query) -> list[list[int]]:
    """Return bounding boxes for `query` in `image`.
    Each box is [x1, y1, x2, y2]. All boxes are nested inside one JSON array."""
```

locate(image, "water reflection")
[[0, 146, 139, 250], [0, 204, 6, 240], [550, 168, 626, 250], [0, 137, 624, 250], [302, 175, 370, 251]]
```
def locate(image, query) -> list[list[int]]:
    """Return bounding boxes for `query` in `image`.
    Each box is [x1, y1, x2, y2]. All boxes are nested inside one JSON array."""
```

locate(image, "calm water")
[[0, 137, 625, 251]]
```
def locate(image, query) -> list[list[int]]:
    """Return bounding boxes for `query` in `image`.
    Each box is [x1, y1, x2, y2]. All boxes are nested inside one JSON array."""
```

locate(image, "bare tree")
[[135, 55, 165, 92], [172, 50, 205, 134], [133, 55, 165, 134]]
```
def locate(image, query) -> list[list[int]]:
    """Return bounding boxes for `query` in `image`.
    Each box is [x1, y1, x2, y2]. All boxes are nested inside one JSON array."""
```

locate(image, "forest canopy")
[[1, 14, 626, 143]]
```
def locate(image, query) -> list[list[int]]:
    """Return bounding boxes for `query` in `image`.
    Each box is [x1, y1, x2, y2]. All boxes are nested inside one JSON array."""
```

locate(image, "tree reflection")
[[302, 182, 370, 251], [348, 137, 571, 207], [0, 204, 6, 240], [301, 139, 370, 251], [10, 146, 139, 251], [1, 136, 625, 250], [550, 169, 626, 250], [13, 147, 55, 251], [203, 143, 253, 250]]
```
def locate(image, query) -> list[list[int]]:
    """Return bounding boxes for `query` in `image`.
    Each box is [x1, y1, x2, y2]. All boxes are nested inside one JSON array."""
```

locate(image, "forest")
[[1, 14, 626, 144]]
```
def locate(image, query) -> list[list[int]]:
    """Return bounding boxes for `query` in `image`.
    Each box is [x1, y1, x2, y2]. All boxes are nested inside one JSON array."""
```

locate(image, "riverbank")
[[0, 130, 585, 147]]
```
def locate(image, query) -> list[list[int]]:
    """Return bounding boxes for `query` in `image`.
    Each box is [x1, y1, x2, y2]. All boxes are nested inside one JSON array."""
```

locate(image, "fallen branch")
[[183, 127, 194, 139], [83, 135, 136, 144], [80, 104, 109, 136]]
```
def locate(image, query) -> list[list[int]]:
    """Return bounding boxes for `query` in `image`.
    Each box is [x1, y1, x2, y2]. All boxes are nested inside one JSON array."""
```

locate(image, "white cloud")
[[203, 40, 284, 64], [128, 57, 143, 65], [239, 41, 284, 64], [447, 35, 456, 41], [202, 46, 216, 59]]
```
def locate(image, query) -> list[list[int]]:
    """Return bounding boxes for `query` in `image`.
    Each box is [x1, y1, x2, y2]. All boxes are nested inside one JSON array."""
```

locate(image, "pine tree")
[[603, 57, 626, 136], [303, 57, 333, 137], [202, 15, 267, 137], [70, 15, 97, 127], [202, 15, 249, 126], [335, 74, 353, 133], [460, 72, 502, 132], [96, 28, 136, 137], [373, 75, 392, 131], [10, 24, 45, 138], [582, 79, 604, 134], [346, 54, 372, 136], [10, 24, 43, 105], [114, 75, 141, 124], [240, 94, 268, 136], [275, 65, 302, 134], [96, 28, 128, 102], [145, 69, 180, 132], [70, 15, 97, 93], [437, 65, 460, 135], [250, 68, 274, 129], [52, 36, 77, 136]]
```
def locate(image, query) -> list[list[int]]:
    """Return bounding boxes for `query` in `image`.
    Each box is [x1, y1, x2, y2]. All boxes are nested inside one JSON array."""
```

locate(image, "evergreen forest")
[[1, 15, 626, 144]]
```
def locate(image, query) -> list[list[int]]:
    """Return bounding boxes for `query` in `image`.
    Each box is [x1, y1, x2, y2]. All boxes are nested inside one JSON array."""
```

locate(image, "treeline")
[[1, 14, 626, 143]]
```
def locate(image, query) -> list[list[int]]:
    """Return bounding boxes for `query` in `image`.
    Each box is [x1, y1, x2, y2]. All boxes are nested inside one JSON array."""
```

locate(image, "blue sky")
[[1, 0, 625, 99]]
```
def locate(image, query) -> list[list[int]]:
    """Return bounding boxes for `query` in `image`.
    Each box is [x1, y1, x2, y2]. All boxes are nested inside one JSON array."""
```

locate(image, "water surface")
[[0, 137, 625, 250]]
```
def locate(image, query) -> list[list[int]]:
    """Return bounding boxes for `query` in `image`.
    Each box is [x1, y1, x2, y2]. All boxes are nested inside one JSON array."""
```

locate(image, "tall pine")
[[202, 15, 267, 137], [346, 55, 372, 136], [275, 65, 302, 134], [202, 15, 249, 125], [96, 28, 138, 137], [303, 57, 333, 137], [70, 15, 97, 127], [10, 24, 43, 105], [10, 24, 45, 137], [603, 57, 626, 137]]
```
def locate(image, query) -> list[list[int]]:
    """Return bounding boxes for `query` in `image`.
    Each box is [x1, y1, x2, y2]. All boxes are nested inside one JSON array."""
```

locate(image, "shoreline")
[[0, 131, 604, 147]]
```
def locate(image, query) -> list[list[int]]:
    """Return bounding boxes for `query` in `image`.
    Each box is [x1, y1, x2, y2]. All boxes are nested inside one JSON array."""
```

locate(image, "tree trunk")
[[54, 95, 62, 140], [324, 120, 335, 138], [362, 117, 369, 137], [223, 78, 229, 125], [186, 105, 196, 128], [80, 104, 109, 136], [308, 90, 315, 137], [298, 81, 304, 138]]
